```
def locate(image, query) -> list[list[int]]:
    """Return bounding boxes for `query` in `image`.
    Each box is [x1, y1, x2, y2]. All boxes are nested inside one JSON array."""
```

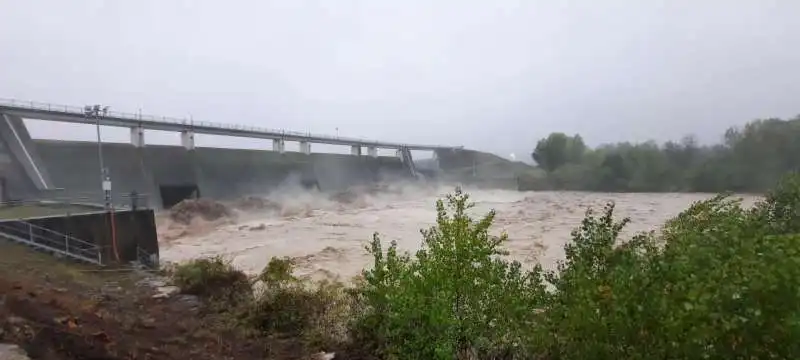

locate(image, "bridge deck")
[[0, 98, 461, 151]]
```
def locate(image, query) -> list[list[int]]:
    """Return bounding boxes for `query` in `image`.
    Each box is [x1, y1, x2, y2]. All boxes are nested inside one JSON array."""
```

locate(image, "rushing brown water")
[[158, 185, 759, 281]]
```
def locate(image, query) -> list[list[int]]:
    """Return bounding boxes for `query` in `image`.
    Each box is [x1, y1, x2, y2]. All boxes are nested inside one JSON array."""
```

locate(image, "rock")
[[5, 317, 25, 326], [0, 344, 30, 360], [169, 199, 234, 225], [308, 352, 335, 360], [249, 223, 266, 231], [91, 331, 111, 343], [152, 285, 180, 299], [234, 196, 281, 211]]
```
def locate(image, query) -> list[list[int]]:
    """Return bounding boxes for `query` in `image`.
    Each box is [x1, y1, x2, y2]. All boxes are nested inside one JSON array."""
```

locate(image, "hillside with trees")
[[526, 115, 800, 192]]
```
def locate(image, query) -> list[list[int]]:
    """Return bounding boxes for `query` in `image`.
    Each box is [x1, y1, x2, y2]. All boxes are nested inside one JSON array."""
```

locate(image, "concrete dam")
[[0, 99, 463, 208], [35, 140, 420, 207]]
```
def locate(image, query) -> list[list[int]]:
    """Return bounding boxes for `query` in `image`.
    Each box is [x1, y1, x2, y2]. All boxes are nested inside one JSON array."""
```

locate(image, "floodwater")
[[158, 185, 759, 281]]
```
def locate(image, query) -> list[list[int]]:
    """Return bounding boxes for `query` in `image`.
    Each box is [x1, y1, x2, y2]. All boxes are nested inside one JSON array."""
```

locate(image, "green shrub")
[[651, 194, 800, 358], [353, 187, 548, 359], [545, 187, 800, 359], [170, 255, 251, 301], [245, 257, 352, 349], [543, 203, 660, 358], [752, 172, 800, 235]]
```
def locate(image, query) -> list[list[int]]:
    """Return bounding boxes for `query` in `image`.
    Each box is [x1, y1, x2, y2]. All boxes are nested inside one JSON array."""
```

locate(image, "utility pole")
[[83, 104, 118, 264], [85, 104, 111, 209]]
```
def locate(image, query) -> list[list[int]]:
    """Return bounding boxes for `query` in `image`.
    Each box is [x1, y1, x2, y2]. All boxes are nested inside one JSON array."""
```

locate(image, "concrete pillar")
[[272, 139, 285, 153], [350, 145, 361, 156], [299, 141, 311, 155], [0, 113, 52, 190], [396, 149, 404, 160], [367, 146, 378, 158], [130, 126, 145, 147], [180, 130, 195, 150]]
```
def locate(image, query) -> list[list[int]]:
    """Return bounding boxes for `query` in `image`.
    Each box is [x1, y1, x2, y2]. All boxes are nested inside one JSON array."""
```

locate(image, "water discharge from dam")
[[158, 184, 760, 281]]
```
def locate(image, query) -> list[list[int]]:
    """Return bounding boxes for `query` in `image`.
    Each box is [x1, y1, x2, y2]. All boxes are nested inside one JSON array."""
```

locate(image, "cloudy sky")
[[1, 0, 799, 159]]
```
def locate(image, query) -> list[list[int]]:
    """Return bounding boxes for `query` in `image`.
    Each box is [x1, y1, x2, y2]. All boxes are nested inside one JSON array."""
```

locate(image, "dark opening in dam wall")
[[29, 140, 412, 207]]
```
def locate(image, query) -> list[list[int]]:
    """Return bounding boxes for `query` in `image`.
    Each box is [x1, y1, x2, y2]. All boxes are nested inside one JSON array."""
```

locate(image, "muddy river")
[[158, 185, 759, 281]]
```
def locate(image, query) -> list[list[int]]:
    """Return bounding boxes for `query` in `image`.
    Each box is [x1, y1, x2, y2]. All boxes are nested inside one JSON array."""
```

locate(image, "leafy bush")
[[245, 257, 352, 349], [172, 256, 352, 350], [353, 174, 800, 359], [170, 255, 250, 300], [353, 188, 548, 359], [752, 172, 800, 235], [543, 203, 660, 358], [545, 183, 800, 358]]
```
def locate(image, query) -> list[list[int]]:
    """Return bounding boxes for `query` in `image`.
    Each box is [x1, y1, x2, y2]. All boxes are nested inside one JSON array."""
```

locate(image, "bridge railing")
[[0, 98, 456, 149]]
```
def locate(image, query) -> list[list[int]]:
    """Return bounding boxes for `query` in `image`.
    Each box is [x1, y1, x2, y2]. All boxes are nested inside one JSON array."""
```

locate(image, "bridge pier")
[[130, 126, 145, 147], [272, 139, 285, 153], [395, 149, 404, 160], [367, 146, 378, 158], [180, 130, 195, 150], [351, 145, 361, 156], [299, 141, 311, 155]]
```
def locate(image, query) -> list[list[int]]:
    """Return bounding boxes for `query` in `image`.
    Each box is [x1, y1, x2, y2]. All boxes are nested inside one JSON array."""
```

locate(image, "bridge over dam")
[[0, 99, 465, 208]]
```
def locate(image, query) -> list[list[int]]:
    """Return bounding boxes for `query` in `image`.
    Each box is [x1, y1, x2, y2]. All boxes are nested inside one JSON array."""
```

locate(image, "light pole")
[[85, 104, 111, 209]]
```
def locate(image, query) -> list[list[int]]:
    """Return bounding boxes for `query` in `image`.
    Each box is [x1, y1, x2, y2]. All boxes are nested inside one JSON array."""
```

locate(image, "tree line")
[[527, 115, 800, 192]]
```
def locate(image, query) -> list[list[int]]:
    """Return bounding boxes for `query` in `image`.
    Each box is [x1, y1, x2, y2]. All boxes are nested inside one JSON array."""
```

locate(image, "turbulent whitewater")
[[158, 185, 758, 281]]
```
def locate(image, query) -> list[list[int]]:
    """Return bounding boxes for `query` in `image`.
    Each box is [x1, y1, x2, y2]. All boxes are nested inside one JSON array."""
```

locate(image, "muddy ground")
[[0, 240, 311, 360]]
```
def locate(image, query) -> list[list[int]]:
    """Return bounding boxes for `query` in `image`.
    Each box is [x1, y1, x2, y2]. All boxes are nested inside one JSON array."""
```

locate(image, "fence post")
[[27, 223, 32, 242], [65, 234, 69, 254]]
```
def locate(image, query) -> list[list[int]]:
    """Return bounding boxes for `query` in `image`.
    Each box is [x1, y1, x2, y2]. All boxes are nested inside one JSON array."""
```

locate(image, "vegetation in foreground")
[[526, 115, 800, 192], [171, 173, 800, 359]]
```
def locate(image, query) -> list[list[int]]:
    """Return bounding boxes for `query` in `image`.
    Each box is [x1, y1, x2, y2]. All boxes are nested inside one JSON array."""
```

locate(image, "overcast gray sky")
[[1, 0, 799, 159]]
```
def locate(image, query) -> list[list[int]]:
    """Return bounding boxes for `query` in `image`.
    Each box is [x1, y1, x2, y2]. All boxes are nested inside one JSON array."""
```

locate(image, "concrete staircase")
[[0, 220, 103, 265]]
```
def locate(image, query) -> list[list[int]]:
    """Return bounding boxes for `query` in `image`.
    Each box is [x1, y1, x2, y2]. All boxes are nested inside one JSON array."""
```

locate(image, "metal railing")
[[137, 246, 160, 269], [0, 98, 460, 149], [0, 192, 153, 212], [0, 220, 102, 265]]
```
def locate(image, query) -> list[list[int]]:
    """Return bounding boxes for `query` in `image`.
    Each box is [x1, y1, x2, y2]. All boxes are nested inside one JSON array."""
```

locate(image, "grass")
[[0, 238, 138, 289]]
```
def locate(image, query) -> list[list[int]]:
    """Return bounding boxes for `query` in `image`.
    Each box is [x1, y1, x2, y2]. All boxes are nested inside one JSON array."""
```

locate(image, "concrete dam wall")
[[30, 140, 411, 208]]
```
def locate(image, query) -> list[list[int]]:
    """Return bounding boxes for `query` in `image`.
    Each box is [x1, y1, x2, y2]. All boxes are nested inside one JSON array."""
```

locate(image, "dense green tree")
[[528, 115, 800, 192], [531, 133, 586, 172]]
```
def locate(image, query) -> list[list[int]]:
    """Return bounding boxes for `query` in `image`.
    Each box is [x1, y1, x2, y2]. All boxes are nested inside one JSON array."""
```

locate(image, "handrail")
[[0, 199, 148, 211], [1, 191, 153, 210], [0, 221, 102, 264], [0, 97, 461, 149], [0, 221, 98, 251], [19, 221, 98, 249]]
